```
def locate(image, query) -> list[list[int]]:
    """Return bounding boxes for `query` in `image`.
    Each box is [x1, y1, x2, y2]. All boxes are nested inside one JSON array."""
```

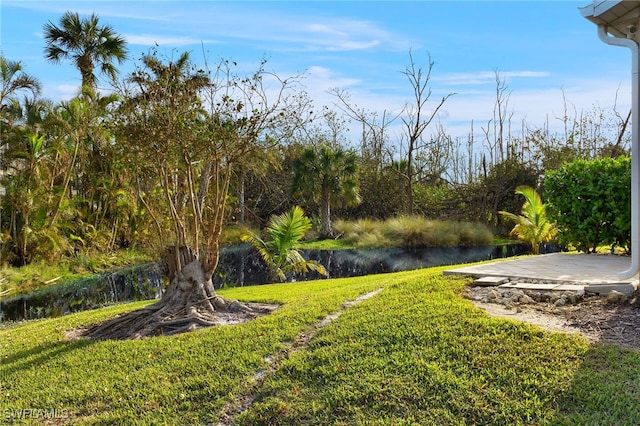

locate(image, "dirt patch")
[[467, 293, 640, 350]]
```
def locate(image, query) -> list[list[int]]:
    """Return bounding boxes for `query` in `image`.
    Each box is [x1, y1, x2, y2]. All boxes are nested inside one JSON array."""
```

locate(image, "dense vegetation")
[[545, 157, 631, 253], [0, 11, 631, 271], [1, 267, 638, 424]]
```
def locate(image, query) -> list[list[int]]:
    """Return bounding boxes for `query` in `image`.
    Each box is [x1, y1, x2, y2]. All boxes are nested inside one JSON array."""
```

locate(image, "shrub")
[[334, 216, 493, 248], [382, 216, 434, 248], [334, 218, 386, 247], [452, 221, 494, 246], [544, 157, 630, 253]]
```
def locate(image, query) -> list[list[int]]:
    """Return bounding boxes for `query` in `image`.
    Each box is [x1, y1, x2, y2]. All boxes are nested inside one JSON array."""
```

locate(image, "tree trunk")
[[238, 171, 246, 224], [406, 144, 415, 216], [320, 190, 332, 238], [78, 247, 273, 340]]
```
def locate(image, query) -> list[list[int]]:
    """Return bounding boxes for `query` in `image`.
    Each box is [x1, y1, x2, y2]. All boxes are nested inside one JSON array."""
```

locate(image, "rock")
[[567, 293, 580, 305], [554, 297, 567, 307], [537, 292, 551, 303], [519, 294, 535, 305], [606, 290, 628, 304], [502, 299, 515, 309]]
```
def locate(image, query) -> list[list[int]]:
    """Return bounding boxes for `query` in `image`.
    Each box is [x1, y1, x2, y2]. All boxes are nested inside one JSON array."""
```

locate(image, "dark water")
[[213, 243, 538, 287], [1, 263, 166, 322], [1, 243, 559, 321]]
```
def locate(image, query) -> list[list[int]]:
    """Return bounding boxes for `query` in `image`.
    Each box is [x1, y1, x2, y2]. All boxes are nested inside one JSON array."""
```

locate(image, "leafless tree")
[[399, 51, 454, 215], [330, 88, 398, 173]]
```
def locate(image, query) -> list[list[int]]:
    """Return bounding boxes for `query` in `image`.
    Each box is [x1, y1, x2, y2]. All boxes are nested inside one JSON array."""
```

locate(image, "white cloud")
[[124, 34, 213, 48], [132, 7, 407, 54], [435, 70, 552, 86], [316, 67, 632, 145], [438, 76, 631, 141], [307, 23, 348, 38], [325, 40, 382, 52], [43, 84, 79, 102]]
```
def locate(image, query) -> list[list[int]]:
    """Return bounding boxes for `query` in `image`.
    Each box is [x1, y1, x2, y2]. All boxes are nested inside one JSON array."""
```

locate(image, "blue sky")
[[0, 1, 632, 141]]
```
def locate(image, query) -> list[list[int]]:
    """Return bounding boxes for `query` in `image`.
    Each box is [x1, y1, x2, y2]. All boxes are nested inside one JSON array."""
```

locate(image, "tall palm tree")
[[291, 144, 361, 238], [43, 11, 127, 89], [499, 185, 557, 255]]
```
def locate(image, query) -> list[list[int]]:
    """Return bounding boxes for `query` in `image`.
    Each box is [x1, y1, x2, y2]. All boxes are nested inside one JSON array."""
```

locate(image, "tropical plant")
[[0, 56, 42, 175], [242, 206, 327, 282], [0, 56, 41, 122], [291, 143, 360, 237], [43, 11, 127, 89], [499, 185, 557, 255], [0, 59, 56, 265]]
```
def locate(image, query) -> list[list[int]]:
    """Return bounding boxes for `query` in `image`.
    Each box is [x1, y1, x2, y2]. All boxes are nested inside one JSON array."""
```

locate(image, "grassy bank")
[[1, 248, 154, 297], [1, 266, 638, 425], [333, 216, 494, 248]]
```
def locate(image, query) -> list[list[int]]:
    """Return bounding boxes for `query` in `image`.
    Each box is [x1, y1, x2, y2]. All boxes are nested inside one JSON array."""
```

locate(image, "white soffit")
[[580, 1, 640, 39]]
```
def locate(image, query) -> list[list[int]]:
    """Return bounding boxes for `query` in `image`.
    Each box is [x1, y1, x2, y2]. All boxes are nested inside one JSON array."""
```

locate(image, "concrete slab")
[[499, 282, 558, 290], [498, 282, 586, 294], [474, 276, 509, 286], [553, 284, 586, 292], [583, 283, 636, 296], [445, 253, 638, 286]]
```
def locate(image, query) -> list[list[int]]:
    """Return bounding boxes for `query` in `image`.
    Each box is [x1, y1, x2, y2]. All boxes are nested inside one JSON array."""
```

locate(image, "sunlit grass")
[[296, 238, 351, 250], [2, 265, 638, 425]]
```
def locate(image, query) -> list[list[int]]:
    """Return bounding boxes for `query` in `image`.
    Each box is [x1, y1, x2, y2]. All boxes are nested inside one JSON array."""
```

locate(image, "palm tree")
[[1, 56, 41, 110], [242, 206, 327, 282], [1, 56, 42, 146], [43, 11, 127, 89], [499, 185, 557, 255], [0, 57, 43, 264], [291, 144, 360, 238]]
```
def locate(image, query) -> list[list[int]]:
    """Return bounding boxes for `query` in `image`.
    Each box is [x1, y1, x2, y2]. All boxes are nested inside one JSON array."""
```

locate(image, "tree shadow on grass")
[[1, 339, 94, 377], [554, 298, 640, 424]]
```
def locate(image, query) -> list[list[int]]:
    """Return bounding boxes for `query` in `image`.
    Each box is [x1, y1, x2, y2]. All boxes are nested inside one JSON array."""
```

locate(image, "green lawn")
[[1, 266, 639, 425]]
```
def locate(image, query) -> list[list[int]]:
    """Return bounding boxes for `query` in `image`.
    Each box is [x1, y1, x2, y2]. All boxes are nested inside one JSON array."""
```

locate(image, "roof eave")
[[581, 1, 640, 39]]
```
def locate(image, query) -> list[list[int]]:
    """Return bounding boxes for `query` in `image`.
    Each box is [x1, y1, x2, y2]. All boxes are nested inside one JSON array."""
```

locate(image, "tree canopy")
[[43, 11, 128, 89]]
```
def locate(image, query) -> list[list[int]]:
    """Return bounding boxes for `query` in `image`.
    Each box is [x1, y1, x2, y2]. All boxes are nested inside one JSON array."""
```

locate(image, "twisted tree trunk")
[[78, 247, 274, 340]]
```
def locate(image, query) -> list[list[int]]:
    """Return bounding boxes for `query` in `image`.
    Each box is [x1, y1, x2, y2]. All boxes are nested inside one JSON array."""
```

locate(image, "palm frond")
[[499, 186, 557, 254], [242, 206, 327, 282]]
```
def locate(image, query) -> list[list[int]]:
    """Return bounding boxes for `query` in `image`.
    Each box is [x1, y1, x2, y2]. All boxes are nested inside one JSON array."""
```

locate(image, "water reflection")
[[213, 243, 545, 287]]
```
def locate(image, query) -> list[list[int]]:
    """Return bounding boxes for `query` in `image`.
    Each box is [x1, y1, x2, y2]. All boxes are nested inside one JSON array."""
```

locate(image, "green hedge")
[[544, 157, 630, 253]]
